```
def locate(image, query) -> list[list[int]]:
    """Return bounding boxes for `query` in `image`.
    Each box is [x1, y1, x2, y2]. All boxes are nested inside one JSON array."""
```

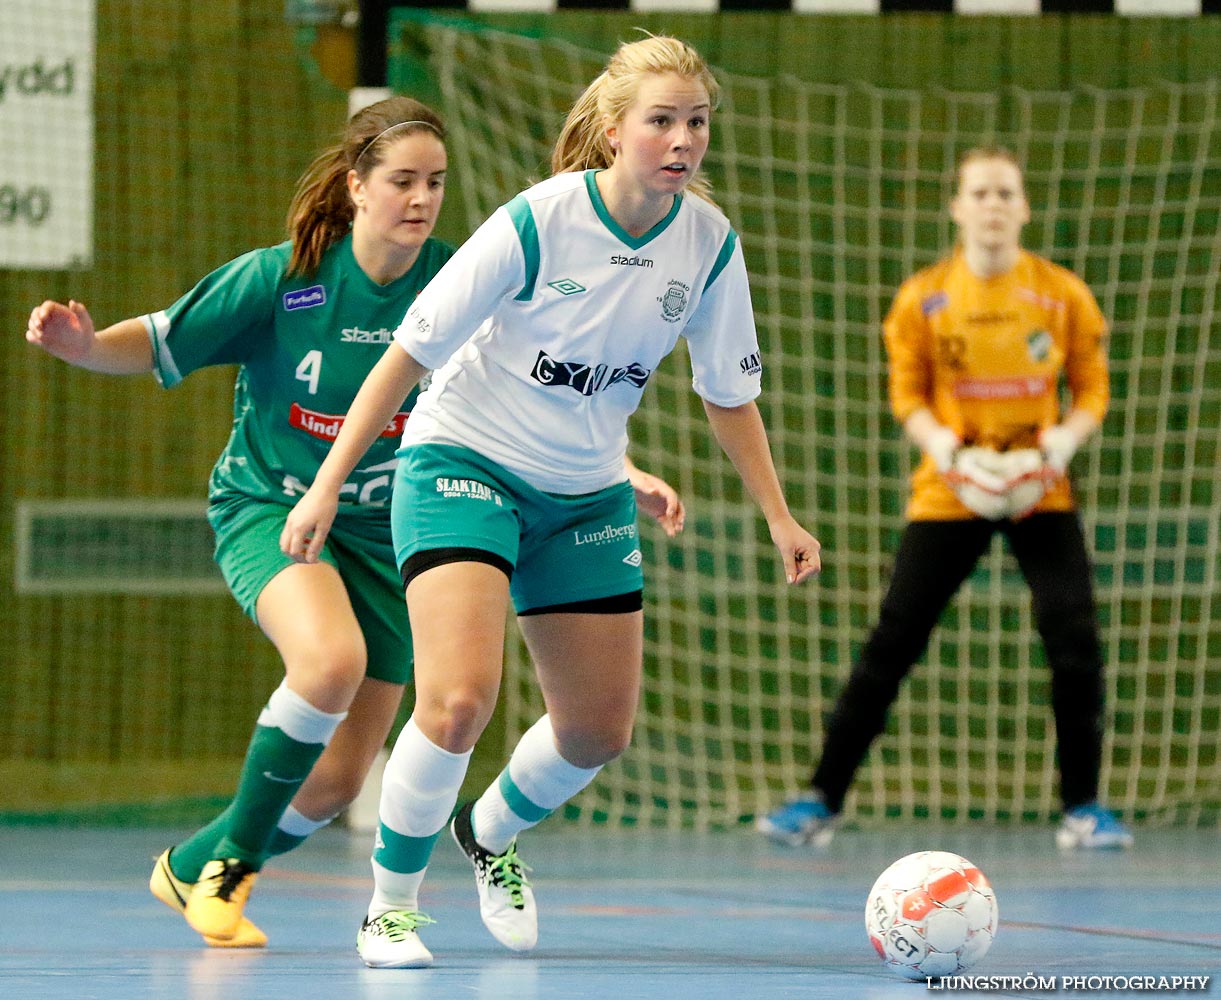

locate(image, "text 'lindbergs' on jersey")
[[953, 374, 1052, 401], [529, 350, 652, 397], [572, 521, 637, 546], [283, 285, 327, 311], [290, 402, 408, 441], [404, 305, 431, 338]]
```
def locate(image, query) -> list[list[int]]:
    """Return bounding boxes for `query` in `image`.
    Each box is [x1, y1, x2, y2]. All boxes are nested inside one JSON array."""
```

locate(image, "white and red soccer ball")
[[865, 850, 998, 980]]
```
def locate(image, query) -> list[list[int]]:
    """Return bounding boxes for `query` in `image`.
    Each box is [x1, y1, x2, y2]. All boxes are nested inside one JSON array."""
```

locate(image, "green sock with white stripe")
[[211, 682, 346, 869]]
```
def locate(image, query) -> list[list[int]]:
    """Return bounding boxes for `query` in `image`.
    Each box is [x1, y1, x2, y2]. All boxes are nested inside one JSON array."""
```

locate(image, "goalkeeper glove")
[[1039, 424, 1081, 476], [946, 447, 1013, 520], [996, 448, 1051, 519], [924, 425, 962, 474]]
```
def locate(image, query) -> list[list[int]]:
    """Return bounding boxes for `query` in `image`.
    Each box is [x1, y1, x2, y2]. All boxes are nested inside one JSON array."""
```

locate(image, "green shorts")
[[390, 444, 643, 614], [208, 496, 412, 685]]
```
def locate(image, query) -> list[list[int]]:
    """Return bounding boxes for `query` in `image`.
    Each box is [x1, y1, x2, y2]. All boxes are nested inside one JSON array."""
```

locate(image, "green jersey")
[[145, 234, 453, 521]]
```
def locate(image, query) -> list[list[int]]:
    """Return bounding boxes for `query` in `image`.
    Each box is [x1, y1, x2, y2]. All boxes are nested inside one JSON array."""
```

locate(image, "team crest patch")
[[283, 285, 326, 311], [1027, 329, 1052, 362], [547, 278, 586, 295], [658, 279, 690, 323]]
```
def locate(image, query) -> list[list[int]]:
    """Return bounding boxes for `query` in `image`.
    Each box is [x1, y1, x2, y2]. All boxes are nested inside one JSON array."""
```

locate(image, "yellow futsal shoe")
[[184, 858, 260, 942], [150, 850, 267, 948]]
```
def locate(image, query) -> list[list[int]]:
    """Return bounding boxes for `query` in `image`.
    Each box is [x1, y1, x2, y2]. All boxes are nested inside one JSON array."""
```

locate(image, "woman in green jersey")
[[26, 94, 688, 949]]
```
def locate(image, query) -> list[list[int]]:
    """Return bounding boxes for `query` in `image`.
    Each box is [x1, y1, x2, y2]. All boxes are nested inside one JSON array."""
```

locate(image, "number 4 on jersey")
[[296, 350, 322, 394]]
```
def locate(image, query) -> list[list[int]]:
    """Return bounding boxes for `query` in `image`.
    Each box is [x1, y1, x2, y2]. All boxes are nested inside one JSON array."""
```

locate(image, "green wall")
[[0, 0, 349, 818]]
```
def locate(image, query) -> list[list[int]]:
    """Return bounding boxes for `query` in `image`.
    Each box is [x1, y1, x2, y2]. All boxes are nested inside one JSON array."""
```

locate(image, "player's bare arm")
[[701, 398, 821, 584], [281, 344, 428, 562], [26, 301, 153, 374], [625, 455, 685, 537]]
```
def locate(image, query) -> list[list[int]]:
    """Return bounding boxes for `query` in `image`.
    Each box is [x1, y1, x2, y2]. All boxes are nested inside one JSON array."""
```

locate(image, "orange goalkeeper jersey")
[[884, 249, 1109, 521]]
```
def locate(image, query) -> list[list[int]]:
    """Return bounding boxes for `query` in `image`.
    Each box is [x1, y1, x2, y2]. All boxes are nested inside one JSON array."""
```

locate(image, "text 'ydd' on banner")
[[0, 0, 95, 269]]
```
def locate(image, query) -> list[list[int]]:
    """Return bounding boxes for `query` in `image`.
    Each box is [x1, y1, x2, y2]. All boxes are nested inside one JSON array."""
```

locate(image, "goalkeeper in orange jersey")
[[758, 145, 1132, 851]]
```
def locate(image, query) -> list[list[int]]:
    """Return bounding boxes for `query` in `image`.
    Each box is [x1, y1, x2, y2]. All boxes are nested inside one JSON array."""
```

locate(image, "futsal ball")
[[864, 850, 998, 980]]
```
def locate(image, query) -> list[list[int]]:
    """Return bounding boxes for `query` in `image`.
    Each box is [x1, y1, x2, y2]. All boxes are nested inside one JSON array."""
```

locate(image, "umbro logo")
[[547, 278, 586, 295], [622, 549, 643, 567]]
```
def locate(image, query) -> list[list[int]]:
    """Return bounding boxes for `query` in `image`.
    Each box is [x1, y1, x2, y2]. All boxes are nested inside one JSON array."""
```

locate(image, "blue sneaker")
[[755, 794, 836, 847], [1056, 802, 1134, 850]]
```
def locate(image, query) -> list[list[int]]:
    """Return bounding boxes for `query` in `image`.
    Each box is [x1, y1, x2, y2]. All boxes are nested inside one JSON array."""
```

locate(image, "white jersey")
[[395, 170, 762, 494]]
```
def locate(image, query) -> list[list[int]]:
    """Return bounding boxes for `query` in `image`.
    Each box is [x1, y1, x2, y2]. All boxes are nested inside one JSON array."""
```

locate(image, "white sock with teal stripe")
[[368, 716, 471, 919], [471, 714, 601, 854]]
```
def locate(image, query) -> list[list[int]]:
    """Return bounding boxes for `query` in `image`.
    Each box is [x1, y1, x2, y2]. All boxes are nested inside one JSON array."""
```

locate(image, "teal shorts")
[[208, 496, 412, 685], [390, 444, 643, 614]]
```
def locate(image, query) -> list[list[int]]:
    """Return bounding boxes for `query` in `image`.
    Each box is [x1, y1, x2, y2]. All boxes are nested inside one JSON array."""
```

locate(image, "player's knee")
[[552, 720, 633, 768], [420, 689, 495, 752], [305, 648, 367, 697], [283, 634, 367, 697]]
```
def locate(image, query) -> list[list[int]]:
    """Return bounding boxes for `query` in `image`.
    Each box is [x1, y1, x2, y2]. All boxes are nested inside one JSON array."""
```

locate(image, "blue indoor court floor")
[[1, 821, 1217, 999]]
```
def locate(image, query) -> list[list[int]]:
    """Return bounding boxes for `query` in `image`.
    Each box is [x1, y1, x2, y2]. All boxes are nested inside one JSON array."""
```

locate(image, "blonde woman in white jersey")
[[281, 35, 822, 968]]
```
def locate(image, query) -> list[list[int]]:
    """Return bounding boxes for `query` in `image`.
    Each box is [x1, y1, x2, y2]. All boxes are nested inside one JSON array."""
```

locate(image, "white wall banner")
[[0, 1, 95, 269]]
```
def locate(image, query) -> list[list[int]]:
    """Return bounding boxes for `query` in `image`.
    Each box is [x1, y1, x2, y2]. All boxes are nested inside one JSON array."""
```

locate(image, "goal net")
[[422, 21, 1220, 829]]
